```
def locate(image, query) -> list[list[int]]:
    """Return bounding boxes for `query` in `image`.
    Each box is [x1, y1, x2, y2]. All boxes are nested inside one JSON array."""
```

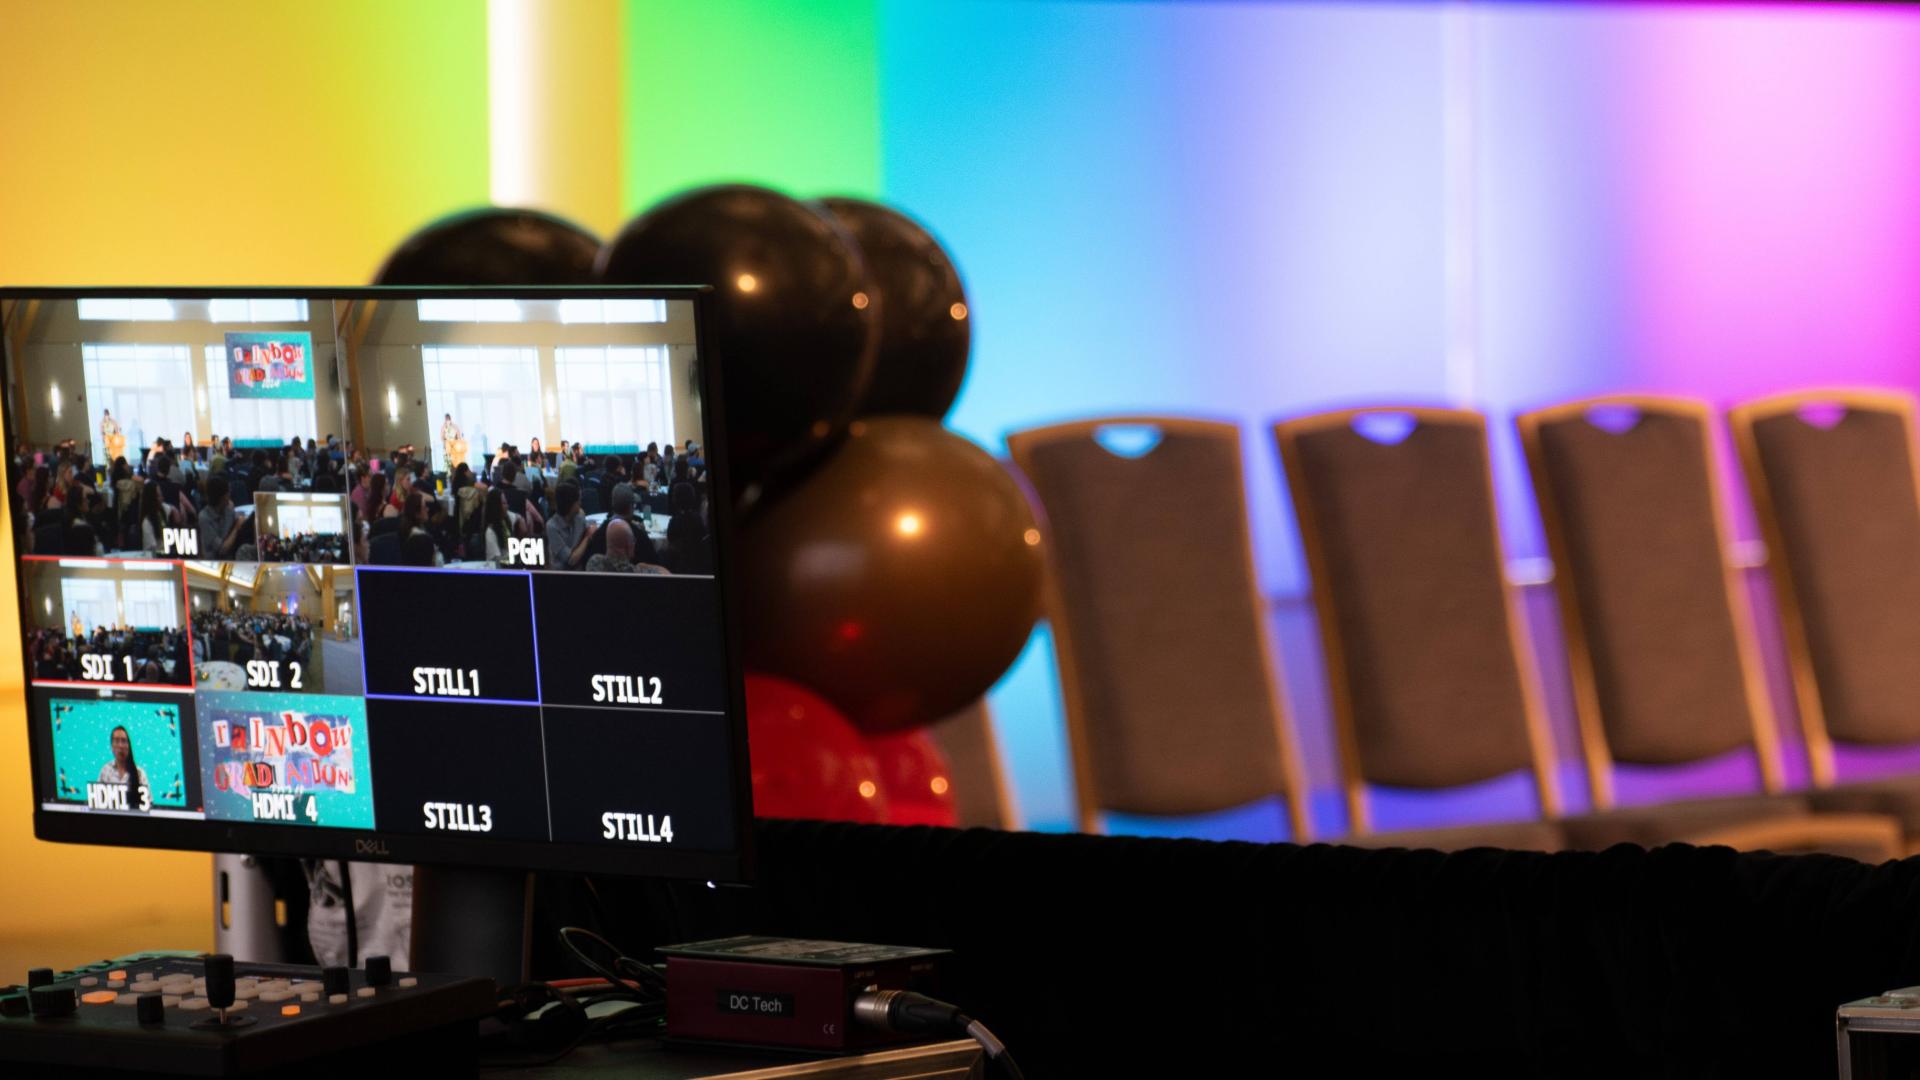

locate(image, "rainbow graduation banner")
[[225, 331, 313, 400]]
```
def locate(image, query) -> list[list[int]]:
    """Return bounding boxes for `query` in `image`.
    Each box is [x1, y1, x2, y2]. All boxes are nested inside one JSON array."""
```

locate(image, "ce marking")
[[822, 1023, 838, 1036]]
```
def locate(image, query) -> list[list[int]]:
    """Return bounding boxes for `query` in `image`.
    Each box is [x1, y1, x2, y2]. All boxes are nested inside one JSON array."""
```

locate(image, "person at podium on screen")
[[97, 725, 149, 808], [441, 413, 464, 473], [100, 409, 124, 466]]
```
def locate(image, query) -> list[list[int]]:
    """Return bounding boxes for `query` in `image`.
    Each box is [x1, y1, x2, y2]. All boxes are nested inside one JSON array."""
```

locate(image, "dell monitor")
[[0, 288, 754, 915]]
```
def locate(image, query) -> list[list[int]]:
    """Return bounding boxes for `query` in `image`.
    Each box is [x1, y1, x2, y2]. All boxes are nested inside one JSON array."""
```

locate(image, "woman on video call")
[[97, 724, 149, 806]]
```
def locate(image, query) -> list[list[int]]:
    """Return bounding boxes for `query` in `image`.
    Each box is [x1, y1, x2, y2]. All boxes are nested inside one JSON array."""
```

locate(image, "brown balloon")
[[740, 417, 1044, 733]]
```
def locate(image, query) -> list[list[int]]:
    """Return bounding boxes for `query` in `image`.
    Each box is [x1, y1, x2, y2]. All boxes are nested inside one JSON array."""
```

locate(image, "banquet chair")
[[1274, 406, 1566, 851], [1731, 389, 1920, 853], [1518, 396, 1898, 860], [1007, 417, 1312, 840], [928, 700, 1020, 830]]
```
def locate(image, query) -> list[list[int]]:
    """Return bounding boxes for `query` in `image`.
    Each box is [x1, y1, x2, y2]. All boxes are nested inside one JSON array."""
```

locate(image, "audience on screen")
[[198, 475, 247, 559], [546, 481, 591, 570], [28, 625, 189, 685], [7, 427, 714, 574], [192, 609, 314, 673]]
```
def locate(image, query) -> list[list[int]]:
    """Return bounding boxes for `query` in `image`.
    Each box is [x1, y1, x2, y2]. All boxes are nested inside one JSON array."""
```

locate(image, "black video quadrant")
[[531, 573, 729, 713], [355, 569, 540, 703], [541, 706, 736, 850], [365, 699, 551, 842]]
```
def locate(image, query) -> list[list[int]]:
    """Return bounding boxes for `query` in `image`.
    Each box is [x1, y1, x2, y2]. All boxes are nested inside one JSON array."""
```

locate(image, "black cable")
[[557, 926, 664, 1000], [852, 990, 1026, 1080], [335, 860, 358, 968]]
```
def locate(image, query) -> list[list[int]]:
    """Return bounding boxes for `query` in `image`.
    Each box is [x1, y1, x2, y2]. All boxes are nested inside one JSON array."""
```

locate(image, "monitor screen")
[[0, 288, 752, 881]]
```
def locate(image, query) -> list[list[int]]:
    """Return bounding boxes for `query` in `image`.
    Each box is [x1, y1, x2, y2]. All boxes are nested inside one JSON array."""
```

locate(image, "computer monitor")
[[0, 288, 753, 886]]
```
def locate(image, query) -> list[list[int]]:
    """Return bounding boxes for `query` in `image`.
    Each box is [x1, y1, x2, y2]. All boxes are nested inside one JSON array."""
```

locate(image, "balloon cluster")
[[380, 187, 1043, 827]]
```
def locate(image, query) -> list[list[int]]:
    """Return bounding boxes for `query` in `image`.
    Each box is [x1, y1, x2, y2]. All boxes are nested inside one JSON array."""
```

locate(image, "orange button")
[[280, 1004, 301, 1017], [106, 971, 127, 981], [81, 991, 118, 1005]]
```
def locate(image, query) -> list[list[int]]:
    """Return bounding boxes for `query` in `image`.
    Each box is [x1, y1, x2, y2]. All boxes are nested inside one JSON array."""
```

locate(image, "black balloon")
[[816, 197, 970, 419], [598, 185, 876, 504], [375, 208, 600, 285]]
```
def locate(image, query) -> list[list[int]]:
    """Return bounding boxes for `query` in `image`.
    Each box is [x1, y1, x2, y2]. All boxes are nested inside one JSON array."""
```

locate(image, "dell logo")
[[354, 838, 391, 855]]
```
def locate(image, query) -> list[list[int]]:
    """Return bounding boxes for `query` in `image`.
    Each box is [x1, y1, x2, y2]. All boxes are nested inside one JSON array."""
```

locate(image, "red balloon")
[[745, 673, 889, 823], [866, 730, 958, 827]]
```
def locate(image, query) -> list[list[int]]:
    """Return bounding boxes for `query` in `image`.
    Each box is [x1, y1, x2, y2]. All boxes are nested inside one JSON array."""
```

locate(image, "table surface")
[[491, 1037, 980, 1079]]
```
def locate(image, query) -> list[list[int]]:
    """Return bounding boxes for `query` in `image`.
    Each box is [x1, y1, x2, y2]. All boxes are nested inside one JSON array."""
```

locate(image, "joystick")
[[364, 955, 391, 988], [204, 954, 235, 1011], [198, 954, 252, 1028]]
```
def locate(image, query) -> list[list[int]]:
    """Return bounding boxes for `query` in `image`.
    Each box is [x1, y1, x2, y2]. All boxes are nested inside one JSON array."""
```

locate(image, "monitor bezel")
[[1, 285, 756, 883]]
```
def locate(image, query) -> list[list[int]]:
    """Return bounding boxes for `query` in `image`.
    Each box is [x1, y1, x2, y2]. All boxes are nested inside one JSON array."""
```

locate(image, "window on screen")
[[59, 578, 117, 633], [555, 346, 674, 450], [119, 578, 181, 630], [417, 298, 522, 323], [208, 298, 309, 323], [557, 298, 667, 324], [422, 346, 542, 472], [76, 298, 175, 321], [82, 344, 194, 465]]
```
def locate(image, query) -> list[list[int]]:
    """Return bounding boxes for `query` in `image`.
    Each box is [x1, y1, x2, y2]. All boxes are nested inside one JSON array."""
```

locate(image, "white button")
[[227, 1000, 249, 1012], [130, 981, 162, 994], [235, 987, 259, 1000], [178, 998, 209, 1012], [79, 977, 99, 987], [259, 990, 293, 1004], [397, 977, 418, 989], [260, 979, 293, 993], [300, 992, 320, 1004], [355, 987, 376, 999], [106, 979, 125, 989], [162, 995, 182, 1007], [328, 993, 348, 1005]]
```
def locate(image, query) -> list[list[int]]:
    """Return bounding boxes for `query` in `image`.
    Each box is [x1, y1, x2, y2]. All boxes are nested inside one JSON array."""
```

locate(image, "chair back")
[[1274, 406, 1557, 833], [1518, 396, 1782, 807], [1007, 417, 1308, 837], [1730, 390, 1920, 782]]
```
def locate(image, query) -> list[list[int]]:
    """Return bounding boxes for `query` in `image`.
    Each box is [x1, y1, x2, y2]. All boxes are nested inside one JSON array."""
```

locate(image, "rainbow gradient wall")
[[880, 1, 1920, 834], [3, 0, 1920, 960]]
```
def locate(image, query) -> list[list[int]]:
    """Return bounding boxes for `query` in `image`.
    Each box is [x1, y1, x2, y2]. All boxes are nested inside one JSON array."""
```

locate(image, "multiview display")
[[3, 290, 748, 879]]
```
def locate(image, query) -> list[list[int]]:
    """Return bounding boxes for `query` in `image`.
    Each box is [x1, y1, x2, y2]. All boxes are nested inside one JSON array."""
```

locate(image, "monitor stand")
[[411, 864, 535, 989], [212, 853, 286, 962]]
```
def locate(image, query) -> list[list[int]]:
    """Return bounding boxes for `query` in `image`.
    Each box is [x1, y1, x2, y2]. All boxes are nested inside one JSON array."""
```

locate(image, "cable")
[[556, 926, 665, 1000], [852, 989, 1025, 1080]]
